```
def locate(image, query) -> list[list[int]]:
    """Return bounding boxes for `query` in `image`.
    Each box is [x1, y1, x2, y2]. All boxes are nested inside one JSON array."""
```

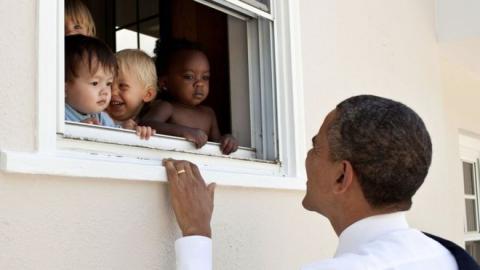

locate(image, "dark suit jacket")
[[424, 233, 480, 270]]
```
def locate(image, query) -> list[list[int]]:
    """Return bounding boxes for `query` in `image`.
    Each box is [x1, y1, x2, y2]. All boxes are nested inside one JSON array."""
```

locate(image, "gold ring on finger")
[[177, 169, 186, 175]]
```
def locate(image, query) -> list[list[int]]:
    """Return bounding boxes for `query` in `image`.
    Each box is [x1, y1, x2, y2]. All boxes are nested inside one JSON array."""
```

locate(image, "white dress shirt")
[[302, 212, 458, 270], [175, 236, 212, 270], [175, 212, 458, 270]]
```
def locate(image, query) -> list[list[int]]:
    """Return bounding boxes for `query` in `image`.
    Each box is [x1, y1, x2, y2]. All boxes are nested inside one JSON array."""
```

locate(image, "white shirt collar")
[[334, 211, 409, 257]]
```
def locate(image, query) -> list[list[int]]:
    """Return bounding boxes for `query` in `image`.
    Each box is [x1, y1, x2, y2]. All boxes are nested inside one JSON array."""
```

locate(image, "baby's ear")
[[143, 86, 157, 102], [157, 76, 167, 90]]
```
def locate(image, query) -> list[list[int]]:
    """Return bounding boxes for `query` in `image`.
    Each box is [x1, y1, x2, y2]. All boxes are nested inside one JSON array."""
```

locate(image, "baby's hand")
[[183, 128, 208, 149], [81, 117, 100, 125], [121, 119, 156, 140], [122, 119, 138, 130], [220, 134, 238, 155], [135, 125, 156, 140]]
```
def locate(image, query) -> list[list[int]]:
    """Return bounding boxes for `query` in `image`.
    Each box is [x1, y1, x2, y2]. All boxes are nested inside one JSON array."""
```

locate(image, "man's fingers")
[[165, 159, 206, 187], [173, 161, 195, 183], [164, 160, 179, 183], [190, 163, 208, 188], [191, 163, 205, 181]]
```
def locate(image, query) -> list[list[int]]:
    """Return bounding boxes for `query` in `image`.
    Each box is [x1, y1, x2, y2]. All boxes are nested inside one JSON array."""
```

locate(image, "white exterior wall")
[[0, 0, 470, 269], [441, 39, 480, 135]]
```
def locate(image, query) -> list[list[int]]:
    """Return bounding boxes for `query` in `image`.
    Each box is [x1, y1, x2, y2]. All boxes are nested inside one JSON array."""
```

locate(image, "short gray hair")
[[327, 95, 432, 210]]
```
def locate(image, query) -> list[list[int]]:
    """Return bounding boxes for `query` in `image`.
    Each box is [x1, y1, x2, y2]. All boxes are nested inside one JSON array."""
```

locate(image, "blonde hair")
[[65, 0, 96, 36], [116, 49, 158, 92]]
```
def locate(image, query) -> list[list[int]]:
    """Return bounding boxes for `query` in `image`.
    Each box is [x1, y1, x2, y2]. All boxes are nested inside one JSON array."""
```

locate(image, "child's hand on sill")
[[183, 127, 208, 149], [220, 134, 239, 155], [81, 117, 100, 125], [122, 119, 156, 140], [135, 125, 156, 140], [121, 119, 137, 130]]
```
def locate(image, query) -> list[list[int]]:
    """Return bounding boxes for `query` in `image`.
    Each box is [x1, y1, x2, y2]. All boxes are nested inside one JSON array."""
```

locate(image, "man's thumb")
[[207, 182, 216, 201]]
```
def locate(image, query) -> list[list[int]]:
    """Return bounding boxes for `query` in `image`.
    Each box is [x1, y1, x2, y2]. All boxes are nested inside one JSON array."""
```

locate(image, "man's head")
[[303, 95, 432, 216]]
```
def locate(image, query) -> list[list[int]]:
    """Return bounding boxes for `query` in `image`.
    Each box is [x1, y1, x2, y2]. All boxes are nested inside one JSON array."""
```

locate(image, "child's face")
[[65, 16, 89, 36], [65, 58, 113, 114], [165, 50, 210, 107], [107, 68, 152, 121]]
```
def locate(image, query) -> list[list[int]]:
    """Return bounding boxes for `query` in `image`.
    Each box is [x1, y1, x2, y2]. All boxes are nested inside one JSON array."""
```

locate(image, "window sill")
[[464, 233, 480, 242], [0, 150, 306, 190], [63, 122, 259, 161]]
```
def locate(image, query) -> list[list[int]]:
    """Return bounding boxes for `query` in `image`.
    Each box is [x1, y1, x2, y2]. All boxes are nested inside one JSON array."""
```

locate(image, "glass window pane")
[[466, 241, 480, 263], [139, 19, 160, 56], [116, 28, 138, 51], [466, 198, 478, 232], [464, 162, 476, 195], [228, 16, 250, 147], [240, 0, 269, 12], [139, 0, 159, 20], [116, 0, 137, 27]]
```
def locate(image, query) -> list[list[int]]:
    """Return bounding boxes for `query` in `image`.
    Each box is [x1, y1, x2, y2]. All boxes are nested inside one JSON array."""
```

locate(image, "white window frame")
[[0, 0, 306, 190], [460, 133, 480, 242]]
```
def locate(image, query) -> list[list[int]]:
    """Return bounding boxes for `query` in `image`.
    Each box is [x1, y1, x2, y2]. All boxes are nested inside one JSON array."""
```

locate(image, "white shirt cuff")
[[175, 236, 212, 270]]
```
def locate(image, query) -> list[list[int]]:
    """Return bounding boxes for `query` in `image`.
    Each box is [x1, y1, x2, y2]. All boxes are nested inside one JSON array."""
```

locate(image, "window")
[[67, 0, 277, 160], [460, 134, 480, 263], [464, 161, 478, 233], [114, 0, 160, 55], [0, 0, 305, 189]]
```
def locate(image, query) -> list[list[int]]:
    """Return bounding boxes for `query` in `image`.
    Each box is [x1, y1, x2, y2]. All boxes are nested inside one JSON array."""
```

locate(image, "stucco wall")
[[441, 39, 480, 136], [300, 0, 464, 245], [0, 0, 468, 269], [0, 0, 36, 152]]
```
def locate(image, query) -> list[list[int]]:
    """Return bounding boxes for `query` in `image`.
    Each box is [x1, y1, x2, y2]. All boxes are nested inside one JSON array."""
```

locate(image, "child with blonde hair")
[[65, 35, 154, 139], [65, 0, 96, 36], [107, 49, 158, 135]]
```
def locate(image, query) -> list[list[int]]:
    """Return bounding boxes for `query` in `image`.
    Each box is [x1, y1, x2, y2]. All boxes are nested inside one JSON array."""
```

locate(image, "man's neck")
[[330, 207, 399, 236]]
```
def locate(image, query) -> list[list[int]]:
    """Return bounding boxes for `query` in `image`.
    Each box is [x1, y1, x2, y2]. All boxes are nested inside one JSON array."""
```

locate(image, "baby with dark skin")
[[140, 40, 238, 155]]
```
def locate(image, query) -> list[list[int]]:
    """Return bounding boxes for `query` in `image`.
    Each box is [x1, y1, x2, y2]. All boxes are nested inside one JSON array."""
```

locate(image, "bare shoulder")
[[141, 100, 174, 122], [150, 100, 173, 113], [197, 105, 216, 117], [152, 100, 173, 109]]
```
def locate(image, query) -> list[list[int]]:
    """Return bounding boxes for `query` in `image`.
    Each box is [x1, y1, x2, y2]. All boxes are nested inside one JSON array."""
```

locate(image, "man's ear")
[[143, 86, 157, 102], [333, 160, 354, 194]]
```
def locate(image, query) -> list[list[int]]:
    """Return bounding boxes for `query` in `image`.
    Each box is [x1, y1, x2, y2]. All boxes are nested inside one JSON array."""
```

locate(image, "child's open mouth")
[[110, 100, 124, 106]]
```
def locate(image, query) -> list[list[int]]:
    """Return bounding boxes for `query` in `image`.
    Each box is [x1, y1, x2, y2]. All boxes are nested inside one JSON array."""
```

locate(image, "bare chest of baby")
[[168, 104, 213, 135]]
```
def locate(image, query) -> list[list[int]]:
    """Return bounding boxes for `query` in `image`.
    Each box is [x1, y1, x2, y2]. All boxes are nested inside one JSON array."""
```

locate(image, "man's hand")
[[164, 159, 216, 238], [182, 128, 208, 149], [220, 134, 239, 155]]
